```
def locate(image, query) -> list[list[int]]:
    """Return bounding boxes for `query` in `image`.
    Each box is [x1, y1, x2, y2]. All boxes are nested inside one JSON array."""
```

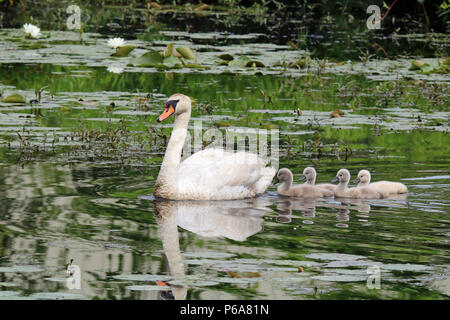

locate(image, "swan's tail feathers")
[[254, 166, 276, 195]]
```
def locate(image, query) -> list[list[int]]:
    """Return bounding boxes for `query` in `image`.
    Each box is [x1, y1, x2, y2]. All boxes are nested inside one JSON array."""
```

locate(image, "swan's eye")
[[165, 99, 180, 109]]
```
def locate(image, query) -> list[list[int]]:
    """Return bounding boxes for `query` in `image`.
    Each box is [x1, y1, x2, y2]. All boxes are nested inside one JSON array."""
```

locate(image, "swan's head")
[[157, 93, 192, 122], [274, 168, 293, 184], [299, 167, 316, 184], [354, 170, 371, 184], [331, 169, 350, 184]]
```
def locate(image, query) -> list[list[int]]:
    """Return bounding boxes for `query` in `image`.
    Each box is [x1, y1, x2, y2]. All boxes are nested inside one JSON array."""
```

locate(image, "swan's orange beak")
[[157, 105, 175, 122]]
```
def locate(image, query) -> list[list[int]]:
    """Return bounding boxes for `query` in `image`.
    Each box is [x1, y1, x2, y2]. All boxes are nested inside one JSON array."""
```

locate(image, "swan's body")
[[332, 169, 382, 199], [276, 168, 334, 198], [355, 170, 408, 195], [299, 167, 336, 192], [154, 94, 275, 200]]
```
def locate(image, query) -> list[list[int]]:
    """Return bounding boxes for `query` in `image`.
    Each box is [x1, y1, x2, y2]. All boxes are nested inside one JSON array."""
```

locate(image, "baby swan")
[[276, 168, 334, 198], [332, 169, 382, 199], [354, 170, 408, 194], [298, 167, 336, 192]]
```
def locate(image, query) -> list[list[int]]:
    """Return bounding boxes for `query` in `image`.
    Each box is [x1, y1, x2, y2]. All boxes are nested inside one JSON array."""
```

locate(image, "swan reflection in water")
[[152, 194, 408, 299], [153, 198, 274, 300]]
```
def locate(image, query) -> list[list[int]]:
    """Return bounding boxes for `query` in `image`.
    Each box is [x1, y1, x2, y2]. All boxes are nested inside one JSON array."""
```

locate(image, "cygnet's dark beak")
[[331, 177, 339, 183], [272, 177, 280, 185], [353, 177, 361, 184], [298, 175, 306, 182]]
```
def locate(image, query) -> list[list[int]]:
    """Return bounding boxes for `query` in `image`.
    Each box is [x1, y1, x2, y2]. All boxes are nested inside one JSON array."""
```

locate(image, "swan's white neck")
[[278, 177, 292, 193], [155, 111, 190, 197], [307, 174, 316, 185], [336, 180, 348, 191]]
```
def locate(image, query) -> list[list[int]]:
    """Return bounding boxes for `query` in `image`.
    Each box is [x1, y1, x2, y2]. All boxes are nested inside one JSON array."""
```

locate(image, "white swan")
[[332, 169, 382, 199], [154, 93, 276, 200], [354, 170, 408, 194], [298, 166, 336, 192], [276, 168, 334, 198]]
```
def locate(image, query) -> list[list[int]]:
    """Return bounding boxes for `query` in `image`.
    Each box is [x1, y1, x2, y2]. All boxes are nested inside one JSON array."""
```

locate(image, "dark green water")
[[0, 6, 449, 300]]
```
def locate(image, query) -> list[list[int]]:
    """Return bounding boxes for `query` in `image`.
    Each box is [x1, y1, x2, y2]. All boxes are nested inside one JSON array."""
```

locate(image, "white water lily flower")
[[107, 37, 125, 49], [23, 23, 41, 38], [107, 65, 124, 74]]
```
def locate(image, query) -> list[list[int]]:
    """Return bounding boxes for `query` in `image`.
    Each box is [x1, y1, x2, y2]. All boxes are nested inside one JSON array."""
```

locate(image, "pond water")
[[0, 5, 449, 300]]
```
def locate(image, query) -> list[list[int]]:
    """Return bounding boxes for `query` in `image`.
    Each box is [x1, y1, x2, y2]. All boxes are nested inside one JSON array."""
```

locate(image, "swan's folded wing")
[[178, 148, 274, 199]]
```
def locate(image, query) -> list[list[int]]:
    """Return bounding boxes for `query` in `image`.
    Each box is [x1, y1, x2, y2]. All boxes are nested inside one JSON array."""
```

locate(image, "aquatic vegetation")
[[1, 93, 26, 104], [410, 58, 450, 74], [129, 43, 207, 69], [112, 45, 137, 57], [107, 37, 125, 49], [23, 23, 41, 39]]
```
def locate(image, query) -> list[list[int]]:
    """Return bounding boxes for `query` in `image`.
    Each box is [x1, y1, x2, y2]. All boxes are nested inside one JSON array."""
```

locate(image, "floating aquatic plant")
[[1, 93, 26, 104], [409, 58, 450, 74], [107, 38, 135, 57], [107, 37, 125, 49], [129, 43, 207, 70], [23, 23, 41, 38], [218, 54, 265, 68]]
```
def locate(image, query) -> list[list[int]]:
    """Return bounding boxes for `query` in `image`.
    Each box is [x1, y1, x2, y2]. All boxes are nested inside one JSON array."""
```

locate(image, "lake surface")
[[0, 4, 449, 300]]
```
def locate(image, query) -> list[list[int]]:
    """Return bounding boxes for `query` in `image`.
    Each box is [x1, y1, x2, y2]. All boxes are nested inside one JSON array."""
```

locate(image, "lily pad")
[[419, 63, 435, 74], [0, 291, 21, 297], [305, 253, 367, 261], [129, 51, 163, 67], [112, 274, 172, 282], [218, 54, 234, 61], [29, 292, 87, 300], [381, 264, 433, 272], [311, 275, 367, 282], [163, 55, 181, 66], [125, 285, 171, 291], [264, 266, 299, 272], [183, 251, 235, 259], [324, 261, 381, 268], [410, 60, 425, 70], [0, 282, 19, 287], [184, 63, 209, 69], [246, 60, 265, 68], [0, 265, 44, 273], [44, 277, 68, 283], [229, 55, 251, 67], [176, 47, 195, 60], [168, 279, 219, 287], [111, 45, 136, 57], [1, 94, 26, 104], [214, 277, 261, 284]]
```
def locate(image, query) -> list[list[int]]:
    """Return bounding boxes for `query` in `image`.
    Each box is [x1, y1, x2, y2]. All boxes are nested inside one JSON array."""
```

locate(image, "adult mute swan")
[[354, 170, 408, 194], [276, 168, 334, 198], [154, 93, 276, 200], [332, 169, 382, 199], [298, 167, 336, 192]]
